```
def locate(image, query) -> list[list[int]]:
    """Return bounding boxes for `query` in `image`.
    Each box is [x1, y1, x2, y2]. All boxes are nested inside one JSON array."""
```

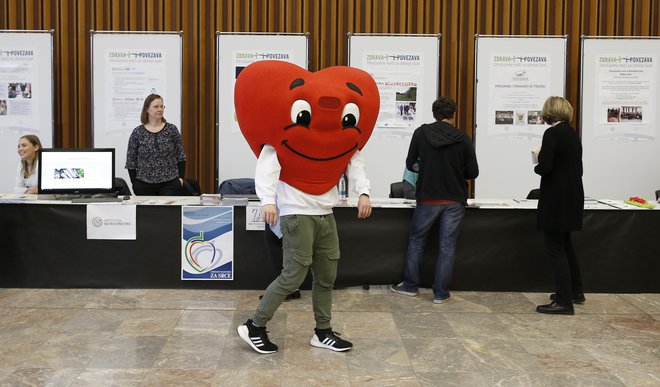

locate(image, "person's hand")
[[262, 204, 278, 225], [26, 186, 37, 194], [357, 194, 372, 219]]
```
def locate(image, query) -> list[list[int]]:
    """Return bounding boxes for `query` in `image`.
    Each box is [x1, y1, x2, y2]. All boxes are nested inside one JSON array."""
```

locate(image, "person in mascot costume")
[[235, 60, 379, 354]]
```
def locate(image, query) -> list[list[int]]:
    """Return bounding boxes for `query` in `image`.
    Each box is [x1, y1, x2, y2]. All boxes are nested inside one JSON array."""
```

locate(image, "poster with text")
[[230, 50, 294, 133], [181, 206, 234, 280], [594, 54, 656, 140], [488, 54, 552, 140], [362, 52, 423, 137], [0, 48, 38, 129], [104, 49, 166, 134]]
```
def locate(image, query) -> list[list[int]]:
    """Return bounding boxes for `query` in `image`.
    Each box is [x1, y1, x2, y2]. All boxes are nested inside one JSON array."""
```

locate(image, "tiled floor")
[[0, 287, 657, 386]]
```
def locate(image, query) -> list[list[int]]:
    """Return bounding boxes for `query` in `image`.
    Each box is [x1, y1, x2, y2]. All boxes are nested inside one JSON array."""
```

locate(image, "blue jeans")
[[401, 202, 465, 299]]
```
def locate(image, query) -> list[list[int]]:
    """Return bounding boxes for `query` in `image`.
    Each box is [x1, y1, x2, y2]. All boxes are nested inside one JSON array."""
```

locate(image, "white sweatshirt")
[[255, 144, 370, 217]]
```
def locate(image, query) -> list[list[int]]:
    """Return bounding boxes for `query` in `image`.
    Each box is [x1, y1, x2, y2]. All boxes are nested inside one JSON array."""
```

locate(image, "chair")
[[218, 178, 256, 195], [655, 190, 660, 201], [389, 182, 404, 198], [113, 177, 132, 196], [526, 188, 541, 200], [179, 178, 201, 196]]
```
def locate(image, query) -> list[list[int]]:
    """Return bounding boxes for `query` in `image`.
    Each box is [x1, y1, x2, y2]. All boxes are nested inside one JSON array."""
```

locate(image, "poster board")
[[580, 36, 660, 199], [216, 32, 308, 191], [91, 31, 183, 188], [348, 33, 440, 198], [0, 30, 54, 193], [474, 35, 567, 199]]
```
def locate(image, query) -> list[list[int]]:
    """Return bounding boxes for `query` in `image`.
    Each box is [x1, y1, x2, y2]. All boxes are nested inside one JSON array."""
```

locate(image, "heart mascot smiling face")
[[234, 60, 380, 195]]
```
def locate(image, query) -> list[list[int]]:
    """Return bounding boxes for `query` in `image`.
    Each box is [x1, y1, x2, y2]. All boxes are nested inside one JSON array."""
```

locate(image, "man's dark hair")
[[432, 97, 457, 121]]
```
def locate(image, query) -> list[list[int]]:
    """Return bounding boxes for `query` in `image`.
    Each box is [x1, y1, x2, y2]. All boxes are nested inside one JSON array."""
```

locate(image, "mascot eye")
[[341, 103, 360, 128], [290, 100, 312, 127]]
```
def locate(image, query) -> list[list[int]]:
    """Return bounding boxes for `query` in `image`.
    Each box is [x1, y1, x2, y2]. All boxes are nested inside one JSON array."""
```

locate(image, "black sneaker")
[[259, 289, 301, 302], [286, 289, 301, 301], [310, 328, 353, 352], [237, 319, 278, 354]]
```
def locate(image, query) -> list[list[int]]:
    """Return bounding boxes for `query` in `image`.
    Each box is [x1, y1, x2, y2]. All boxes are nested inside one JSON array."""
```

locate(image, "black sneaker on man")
[[310, 328, 353, 352], [389, 282, 418, 297], [237, 319, 278, 354]]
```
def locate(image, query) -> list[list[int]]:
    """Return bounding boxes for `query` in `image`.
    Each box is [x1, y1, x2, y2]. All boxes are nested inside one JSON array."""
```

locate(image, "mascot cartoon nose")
[[318, 96, 341, 110]]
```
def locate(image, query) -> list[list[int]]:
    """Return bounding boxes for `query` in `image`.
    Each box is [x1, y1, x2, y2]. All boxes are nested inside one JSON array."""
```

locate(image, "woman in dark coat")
[[534, 96, 585, 315]]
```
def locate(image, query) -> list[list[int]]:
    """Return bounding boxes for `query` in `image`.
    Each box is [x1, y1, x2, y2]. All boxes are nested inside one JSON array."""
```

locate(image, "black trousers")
[[132, 178, 181, 196], [544, 230, 584, 305]]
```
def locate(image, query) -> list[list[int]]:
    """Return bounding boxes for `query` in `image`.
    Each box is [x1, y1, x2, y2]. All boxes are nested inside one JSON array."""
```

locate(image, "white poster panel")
[[0, 31, 54, 193], [181, 206, 234, 280], [217, 33, 308, 190], [581, 37, 660, 199], [91, 31, 183, 188], [86, 204, 136, 240], [474, 35, 567, 198], [348, 34, 440, 198]]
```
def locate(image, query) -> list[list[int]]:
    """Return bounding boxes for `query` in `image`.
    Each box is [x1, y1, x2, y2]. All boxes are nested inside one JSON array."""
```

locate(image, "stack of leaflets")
[[200, 194, 221, 206]]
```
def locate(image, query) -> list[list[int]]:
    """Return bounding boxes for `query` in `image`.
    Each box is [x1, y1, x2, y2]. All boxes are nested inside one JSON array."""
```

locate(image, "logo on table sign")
[[184, 232, 222, 273], [92, 217, 104, 228]]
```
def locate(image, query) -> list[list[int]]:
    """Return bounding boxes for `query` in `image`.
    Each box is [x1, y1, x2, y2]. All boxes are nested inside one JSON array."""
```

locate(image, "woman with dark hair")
[[125, 94, 186, 195], [534, 96, 585, 315], [14, 134, 42, 194]]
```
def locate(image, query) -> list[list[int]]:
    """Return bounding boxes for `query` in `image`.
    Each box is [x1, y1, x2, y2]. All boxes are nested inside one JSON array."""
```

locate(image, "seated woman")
[[14, 134, 42, 194]]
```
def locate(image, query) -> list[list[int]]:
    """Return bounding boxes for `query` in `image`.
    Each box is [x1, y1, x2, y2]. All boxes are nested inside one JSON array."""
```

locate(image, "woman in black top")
[[534, 96, 585, 315], [126, 94, 186, 196]]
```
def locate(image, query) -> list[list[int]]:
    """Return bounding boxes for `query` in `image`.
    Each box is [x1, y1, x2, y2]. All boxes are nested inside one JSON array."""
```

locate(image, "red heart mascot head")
[[234, 60, 380, 195]]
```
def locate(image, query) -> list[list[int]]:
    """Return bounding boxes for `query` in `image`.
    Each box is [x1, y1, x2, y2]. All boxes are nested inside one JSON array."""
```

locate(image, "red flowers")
[[628, 196, 647, 204]]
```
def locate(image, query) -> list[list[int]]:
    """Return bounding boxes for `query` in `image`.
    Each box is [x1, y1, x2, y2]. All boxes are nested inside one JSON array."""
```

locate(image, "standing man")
[[390, 97, 479, 303], [233, 61, 380, 354]]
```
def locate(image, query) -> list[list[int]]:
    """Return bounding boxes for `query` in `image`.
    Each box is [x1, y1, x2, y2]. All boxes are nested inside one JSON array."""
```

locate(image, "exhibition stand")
[[0, 196, 657, 293]]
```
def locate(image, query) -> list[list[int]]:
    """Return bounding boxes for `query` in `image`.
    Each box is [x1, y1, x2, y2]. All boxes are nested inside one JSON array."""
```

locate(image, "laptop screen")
[[38, 148, 115, 194]]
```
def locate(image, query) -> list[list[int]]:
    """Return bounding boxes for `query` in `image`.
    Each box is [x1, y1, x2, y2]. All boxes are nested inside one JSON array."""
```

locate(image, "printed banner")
[[361, 51, 423, 136], [230, 50, 294, 133], [594, 54, 657, 140], [104, 48, 167, 133], [488, 54, 552, 140], [181, 206, 234, 280], [86, 204, 136, 240]]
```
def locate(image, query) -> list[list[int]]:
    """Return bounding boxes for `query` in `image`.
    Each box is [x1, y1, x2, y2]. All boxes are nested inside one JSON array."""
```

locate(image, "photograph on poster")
[[621, 106, 642, 122], [515, 110, 526, 125], [395, 87, 417, 121], [607, 107, 621, 122], [495, 110, 514, 125], [0, 100, 6, 115], [8, 82, 31, 99], [527, 110, 544, 124]]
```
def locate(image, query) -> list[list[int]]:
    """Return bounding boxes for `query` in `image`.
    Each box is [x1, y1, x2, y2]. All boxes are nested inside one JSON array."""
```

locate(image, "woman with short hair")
[[534, 96, 585, 315]]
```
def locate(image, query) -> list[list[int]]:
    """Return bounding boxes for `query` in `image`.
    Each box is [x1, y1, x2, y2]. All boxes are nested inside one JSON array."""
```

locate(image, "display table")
[[0, 196, 658, 292]]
